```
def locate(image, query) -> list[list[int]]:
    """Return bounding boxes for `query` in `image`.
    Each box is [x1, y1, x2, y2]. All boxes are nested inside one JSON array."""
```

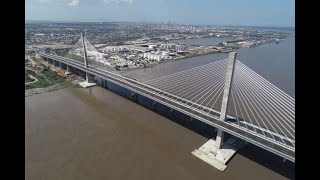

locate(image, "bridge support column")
[[131, 91, 137, 101], [65, 65, 71, 75], [86, 72, 90, 83], [59, 62, 62, 69], [102, 78, 105, 87], [105, 80, 109, 89], [192, 52, 244, 171], [152, 100, 157, 107]]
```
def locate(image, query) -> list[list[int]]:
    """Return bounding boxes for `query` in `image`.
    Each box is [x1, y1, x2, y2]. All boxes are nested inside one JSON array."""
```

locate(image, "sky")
[[25, 0, 295, 27]]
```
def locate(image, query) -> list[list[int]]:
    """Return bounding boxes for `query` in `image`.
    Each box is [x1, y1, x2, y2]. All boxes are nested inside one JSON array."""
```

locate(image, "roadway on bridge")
[[39, 52, 295, 162]]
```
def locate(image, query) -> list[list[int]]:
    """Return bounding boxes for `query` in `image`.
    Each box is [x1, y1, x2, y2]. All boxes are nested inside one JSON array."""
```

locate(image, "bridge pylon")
[[192, 52, 244, 171], [215, 52, 237, 148], [79, 33, 96, 88]]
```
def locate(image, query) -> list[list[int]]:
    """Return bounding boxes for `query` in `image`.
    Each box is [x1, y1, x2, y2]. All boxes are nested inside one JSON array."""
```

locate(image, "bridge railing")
[[39, 52, 295, 152]]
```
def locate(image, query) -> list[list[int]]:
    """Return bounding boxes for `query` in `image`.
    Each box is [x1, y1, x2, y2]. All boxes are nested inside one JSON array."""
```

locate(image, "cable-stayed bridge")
[[38, 34, 295, 169]]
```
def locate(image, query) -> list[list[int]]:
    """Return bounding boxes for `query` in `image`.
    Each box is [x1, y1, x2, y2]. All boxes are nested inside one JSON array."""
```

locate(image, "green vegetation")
[[25, 67, 66, 90], [64, 53, 84, 62], [25, 69, 51, 90], [55, 48, 70, 57], [42, 66, 65, 83]]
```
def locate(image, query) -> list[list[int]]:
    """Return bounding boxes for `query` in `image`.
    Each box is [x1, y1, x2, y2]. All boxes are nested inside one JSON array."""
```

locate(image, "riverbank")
[[25, 80, 82, 97], [25, 54, 86, 95], [25, 68, 59, 90]]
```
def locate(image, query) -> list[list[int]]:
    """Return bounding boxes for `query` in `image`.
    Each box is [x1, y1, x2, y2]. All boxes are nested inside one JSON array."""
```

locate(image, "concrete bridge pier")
[[105, 80, 109, 89], [131, 91, 138, 101], [65, 65, 71, 75], [101, 78, 105, 87], [192, 52, 244, 171], [85, 72, 90, 83], [152, 100, 157, 107]]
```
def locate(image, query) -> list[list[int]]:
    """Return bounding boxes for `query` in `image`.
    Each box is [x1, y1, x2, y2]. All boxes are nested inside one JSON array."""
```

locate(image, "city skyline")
[[26, 0, 295, 27]]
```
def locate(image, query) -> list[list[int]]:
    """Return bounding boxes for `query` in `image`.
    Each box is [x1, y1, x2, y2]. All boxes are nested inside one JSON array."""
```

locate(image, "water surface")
[[25, 86, 292, 180]]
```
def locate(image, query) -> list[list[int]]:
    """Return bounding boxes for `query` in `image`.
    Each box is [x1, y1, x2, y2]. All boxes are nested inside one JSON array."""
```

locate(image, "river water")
[[26, 36, 295, 179], [124, 36, 295, 98], [25, 86, 293, 180]]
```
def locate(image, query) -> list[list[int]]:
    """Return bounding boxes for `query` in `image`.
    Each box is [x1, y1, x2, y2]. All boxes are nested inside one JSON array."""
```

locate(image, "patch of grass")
[[55, 49, 70, 57], [25, 67, 66, 90], [42, 67, 66, 83], [25, 70, 52, 90], [64, 53, 84, 62]]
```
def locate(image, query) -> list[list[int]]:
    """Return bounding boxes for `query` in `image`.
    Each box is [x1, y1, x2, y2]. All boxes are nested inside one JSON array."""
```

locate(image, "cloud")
[[38, 0, 80, 6], [67, 0, 80, 6], [104, 0, 133, 5], [38, 0, 51, 3]]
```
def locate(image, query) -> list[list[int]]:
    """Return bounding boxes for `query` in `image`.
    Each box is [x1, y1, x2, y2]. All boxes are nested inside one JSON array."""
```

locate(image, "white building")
[[143, 51, 170, 62], [101, 46, 129, 53]]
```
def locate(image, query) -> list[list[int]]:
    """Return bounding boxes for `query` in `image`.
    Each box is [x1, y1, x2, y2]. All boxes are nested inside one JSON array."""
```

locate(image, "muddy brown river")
[[25, 86, 294, 180]]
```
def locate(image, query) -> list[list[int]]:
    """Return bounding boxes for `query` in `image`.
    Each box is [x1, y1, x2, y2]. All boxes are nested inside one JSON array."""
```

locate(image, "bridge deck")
[[39, 53, 295, 162], [143, 59, 295, 144]]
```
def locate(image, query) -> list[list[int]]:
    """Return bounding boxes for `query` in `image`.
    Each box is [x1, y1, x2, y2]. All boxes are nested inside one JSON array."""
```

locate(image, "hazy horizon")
[[25, 20, 295, 29], [26, 0, 295, 27]]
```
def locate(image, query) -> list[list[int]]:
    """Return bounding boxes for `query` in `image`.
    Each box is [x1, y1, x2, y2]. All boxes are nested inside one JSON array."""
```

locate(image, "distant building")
[[176, 51, 189, 56], [160, 43, 176, 50]]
